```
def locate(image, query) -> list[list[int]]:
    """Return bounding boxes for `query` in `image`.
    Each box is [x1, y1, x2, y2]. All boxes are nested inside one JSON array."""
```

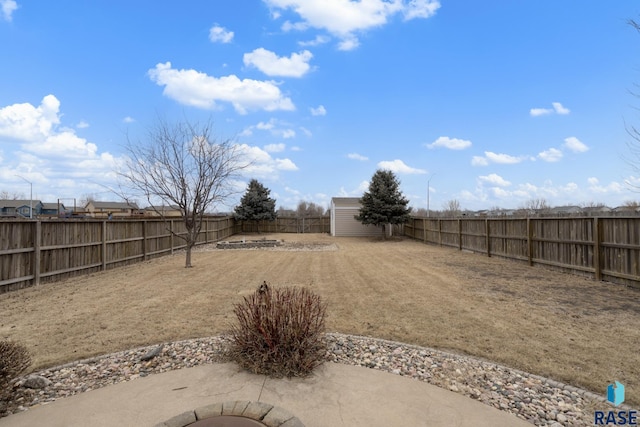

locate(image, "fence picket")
[[404, 216, 640, 288]]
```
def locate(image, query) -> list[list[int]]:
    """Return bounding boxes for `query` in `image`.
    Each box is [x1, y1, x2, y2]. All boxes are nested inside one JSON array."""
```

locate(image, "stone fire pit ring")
[[154, 401, 304, 427]]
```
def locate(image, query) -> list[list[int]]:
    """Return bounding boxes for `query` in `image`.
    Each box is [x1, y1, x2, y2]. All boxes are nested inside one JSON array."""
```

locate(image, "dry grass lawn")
[[1, 233, 638, 405]]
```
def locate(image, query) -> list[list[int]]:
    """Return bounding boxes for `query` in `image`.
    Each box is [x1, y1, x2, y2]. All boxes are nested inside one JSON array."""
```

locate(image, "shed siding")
[[330, 197, 381, 237]]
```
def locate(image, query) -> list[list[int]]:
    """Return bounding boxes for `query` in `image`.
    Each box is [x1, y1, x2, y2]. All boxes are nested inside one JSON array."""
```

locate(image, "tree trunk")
[[185, 243, 193, 268]]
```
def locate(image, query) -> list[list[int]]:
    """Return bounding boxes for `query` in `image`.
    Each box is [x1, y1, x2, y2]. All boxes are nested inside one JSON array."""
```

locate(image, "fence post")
[[423, 218, 426, 242], [485, 218, 491, 257], [142, 220, 147, 261], [438, 219, 442, 247], [527, 217, 533, 266], [593, 217, 601, 281], [34, 220, 41, 286], [170, 220, 174, 255], [458, 219, 462, 251], [102, 220, 107, 271]]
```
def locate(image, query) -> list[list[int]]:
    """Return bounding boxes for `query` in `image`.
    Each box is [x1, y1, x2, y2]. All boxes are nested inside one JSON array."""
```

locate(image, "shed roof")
[[331, 197, 361, 207]]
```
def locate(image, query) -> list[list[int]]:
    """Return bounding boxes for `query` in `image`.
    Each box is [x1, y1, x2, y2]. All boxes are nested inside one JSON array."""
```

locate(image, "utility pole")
[[15, 175, 33, 219], [427, 173, 436, 218]]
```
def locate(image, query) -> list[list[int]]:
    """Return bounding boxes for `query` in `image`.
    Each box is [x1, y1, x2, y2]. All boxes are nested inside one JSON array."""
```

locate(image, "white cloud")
[[404, 0, 440, 20], [478, 173, 511, 187], [0, 94, 61, 141], [246, 118, 296, 139], [281, 129, 296, 138], [473, 151, 523, 166], [298, 35, 330, 47], [299, 127, 312, 137], [427, 136, 472, 150], [148, 62, 295, 114], [485, 151, 523, 164], [310, 105, 326, 116], [276, 158, 298, 170], [530, 107, 553, 117], [76, 121, 89, 129], [377, 159, 426, 174], [340, 180, 370, 197], [25, 130, 99, 159], [538, 148, 563, 162], [285, 186, 301, 195], [282, 19, 309, 32], [1, 0, 18, 22], [530, 102, 570, 117], [209, 24, 234, 43], [347, 153, 368, 161], [471, 156, 489, 166], [338, 37, 360, 51], [264, 143, 286, 152], [236, 143, 298, 178], [243, 48, 313, 77], [552, 102, 570, 115], [123, 116, 135, 123], [563, 136, 588, 153], [265, 0, 440, 50], [588, 178, 624, 194], [256, 121, 275, 130], [0, 96, 124, 200]]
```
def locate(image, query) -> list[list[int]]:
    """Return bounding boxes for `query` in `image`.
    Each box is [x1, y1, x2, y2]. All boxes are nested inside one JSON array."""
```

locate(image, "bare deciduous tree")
[[442, 199, 461, 216], [0, 190, 25, 200], [521, 198, 551, 212], [626, 19, 640, 189], [296, 201, 326, 218], [119, 118, 247, 268]]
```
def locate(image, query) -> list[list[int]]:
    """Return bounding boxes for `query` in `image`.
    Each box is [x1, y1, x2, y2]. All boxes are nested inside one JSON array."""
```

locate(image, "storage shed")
[[330, 197, 381, 237]]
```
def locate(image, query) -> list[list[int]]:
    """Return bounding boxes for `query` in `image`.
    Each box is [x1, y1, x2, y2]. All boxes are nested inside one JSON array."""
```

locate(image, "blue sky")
[[1, 0, 640, 212]]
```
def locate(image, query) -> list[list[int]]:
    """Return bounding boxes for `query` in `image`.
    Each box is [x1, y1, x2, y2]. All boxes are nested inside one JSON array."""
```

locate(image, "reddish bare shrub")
[[229, 284, 327, 377], [0, 341, 31, 403]]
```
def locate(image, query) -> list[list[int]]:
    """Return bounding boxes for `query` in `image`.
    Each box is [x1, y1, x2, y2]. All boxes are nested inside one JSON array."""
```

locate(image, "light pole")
[[15, 175, 33, 219], [427, 173, 436, 218]]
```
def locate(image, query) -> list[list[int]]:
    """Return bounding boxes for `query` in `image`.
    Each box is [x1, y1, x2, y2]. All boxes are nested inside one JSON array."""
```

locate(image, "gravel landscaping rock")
[[1, 333, 622, 426]]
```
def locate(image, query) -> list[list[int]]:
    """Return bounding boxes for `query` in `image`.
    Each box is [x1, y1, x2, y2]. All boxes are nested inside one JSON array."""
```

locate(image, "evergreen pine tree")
[[355, 170, 412, 238], [234, 179, 277, 232]]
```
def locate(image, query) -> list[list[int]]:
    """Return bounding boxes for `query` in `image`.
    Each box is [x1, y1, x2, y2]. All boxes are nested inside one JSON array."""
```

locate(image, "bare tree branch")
[[118, 118, 249, 267]]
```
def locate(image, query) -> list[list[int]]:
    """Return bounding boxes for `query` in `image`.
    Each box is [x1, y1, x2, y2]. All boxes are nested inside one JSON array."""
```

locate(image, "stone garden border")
[[154, 400, 304, 427]]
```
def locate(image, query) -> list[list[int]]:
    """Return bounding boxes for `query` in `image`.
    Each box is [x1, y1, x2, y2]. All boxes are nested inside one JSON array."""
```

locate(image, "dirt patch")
[[1, 233, 638, 405]]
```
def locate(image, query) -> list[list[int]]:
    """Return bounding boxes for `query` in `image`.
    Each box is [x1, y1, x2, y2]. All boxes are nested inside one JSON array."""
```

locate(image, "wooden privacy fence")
[[404, 216, 640, 288], [236, 217, 330, 234], [0, 217, 235, 293]]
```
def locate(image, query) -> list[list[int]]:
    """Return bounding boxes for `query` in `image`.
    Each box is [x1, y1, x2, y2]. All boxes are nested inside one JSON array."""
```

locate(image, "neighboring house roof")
[[583, 206, 612, 213], [41, 202, 64, 210], [88, 201, 139, 210], [613, 205, 640, 212], [0, 199, 42, 208], [144, 205, 180, 211], [550, 205, 582, 214]]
